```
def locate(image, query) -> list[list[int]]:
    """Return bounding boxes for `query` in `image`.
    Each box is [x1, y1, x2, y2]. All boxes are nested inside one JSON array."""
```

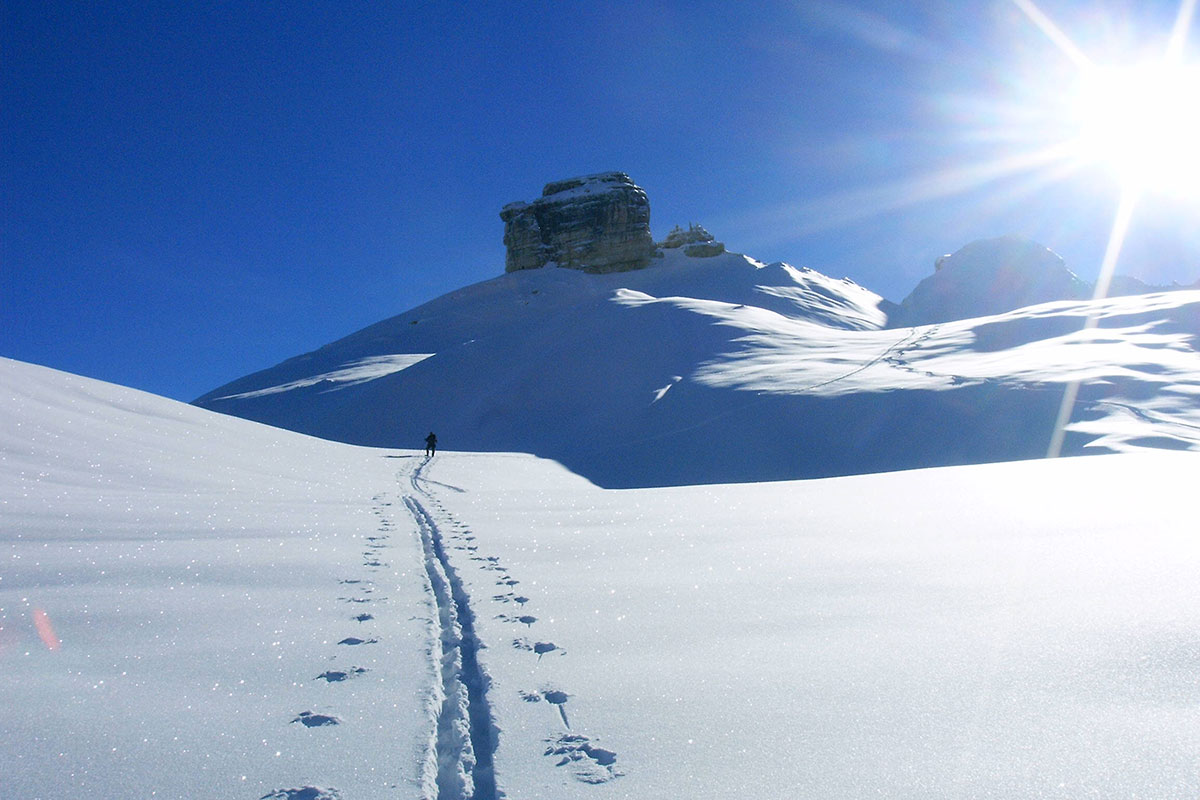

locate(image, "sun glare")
[[1071, 61, 1200, 195]]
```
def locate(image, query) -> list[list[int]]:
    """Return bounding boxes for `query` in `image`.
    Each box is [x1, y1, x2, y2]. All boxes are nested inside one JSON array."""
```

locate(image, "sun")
[[1070, 60, 1200, 196]]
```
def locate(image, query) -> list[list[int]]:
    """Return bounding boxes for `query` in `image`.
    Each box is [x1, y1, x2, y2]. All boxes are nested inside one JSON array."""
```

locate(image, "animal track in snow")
[[512, 638, 563, 658], [315, 667, 367, 682], [541, 688, 571, 726], [260, 787, 342, 800], [338, 636, 378, 646], [292, 711, 340, 727], [544, 733, 622, 784], [353, 613, 373, 622], [534, 641, 560, 658]]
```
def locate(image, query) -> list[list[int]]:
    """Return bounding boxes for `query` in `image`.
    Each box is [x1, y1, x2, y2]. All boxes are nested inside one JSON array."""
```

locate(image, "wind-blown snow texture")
[[7, 357, 1200, 798], [196, 248, 1200, 487]]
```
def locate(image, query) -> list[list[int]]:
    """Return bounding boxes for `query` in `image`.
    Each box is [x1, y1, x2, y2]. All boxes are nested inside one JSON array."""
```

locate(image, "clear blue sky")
[[4, 0, 1197, 401]]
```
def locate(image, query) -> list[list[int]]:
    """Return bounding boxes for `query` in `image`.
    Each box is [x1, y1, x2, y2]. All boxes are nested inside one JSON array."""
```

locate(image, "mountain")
[[890, 235, 1092, 326], [195, 244, 1200, 488]]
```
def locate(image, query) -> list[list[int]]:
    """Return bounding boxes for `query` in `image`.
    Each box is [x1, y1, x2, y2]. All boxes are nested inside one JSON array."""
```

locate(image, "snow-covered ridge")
[[195, 246, 1200, 487], [213, 353, 433, 401]]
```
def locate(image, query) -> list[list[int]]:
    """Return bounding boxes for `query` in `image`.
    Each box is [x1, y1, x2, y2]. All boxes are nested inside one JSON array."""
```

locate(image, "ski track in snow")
[[404, 458, 500, 800], [409, 458, 623, 787]]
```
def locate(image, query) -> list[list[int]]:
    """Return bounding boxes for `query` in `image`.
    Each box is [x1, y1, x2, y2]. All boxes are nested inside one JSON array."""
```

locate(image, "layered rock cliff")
[[500, 172, 657, 273]]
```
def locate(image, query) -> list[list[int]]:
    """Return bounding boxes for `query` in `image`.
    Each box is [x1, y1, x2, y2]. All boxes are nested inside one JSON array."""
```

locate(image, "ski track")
[[405, 457, 500, 800], [261, 451, 621, 799], [411, 457, 623, 787]]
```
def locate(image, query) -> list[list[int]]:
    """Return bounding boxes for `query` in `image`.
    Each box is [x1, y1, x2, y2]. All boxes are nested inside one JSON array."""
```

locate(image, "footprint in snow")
[[534, 642, 560, 658], [292, 711, 340, 727], [544, 733, 622, 784], [513, 638, 563, 658], [353, 613, 373, 622], [541, 688, 571, 726], [338, 637, 378, 646], [260, 787, 343, 800], [315, 667, 368, 682]]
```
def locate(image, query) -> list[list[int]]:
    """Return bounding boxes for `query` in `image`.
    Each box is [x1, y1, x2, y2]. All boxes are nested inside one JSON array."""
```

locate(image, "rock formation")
[[500, 172, 657, 273], [659, 223, 725, 257]]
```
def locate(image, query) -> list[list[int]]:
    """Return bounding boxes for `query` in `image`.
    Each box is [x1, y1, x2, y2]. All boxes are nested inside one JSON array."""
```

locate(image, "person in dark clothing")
[[424, 432, 437, 457]]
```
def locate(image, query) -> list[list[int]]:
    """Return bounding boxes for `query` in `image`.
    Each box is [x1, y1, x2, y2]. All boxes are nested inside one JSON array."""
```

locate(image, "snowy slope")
[[7, 357, 1200, 798], [0, 358, 433, 800], [426, 449, 1200, 799], [196, 248, 1200, 487], [195, 250, 899, 487]]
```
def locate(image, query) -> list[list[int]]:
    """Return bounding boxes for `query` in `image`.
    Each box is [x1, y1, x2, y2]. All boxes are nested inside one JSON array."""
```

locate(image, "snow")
[[539, 173, 638, 202], [7, 355, 1200, 798], [213, 354, 434, 401], [0, 358, 432, 799], [195, 249, 1200, 488]]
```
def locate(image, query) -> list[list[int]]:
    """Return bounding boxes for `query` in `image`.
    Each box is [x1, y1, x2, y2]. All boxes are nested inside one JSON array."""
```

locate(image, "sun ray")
[[731, 141, 1082, 244], [1010, 0, 1093, 69], [1166, 0, 1198, 61], [1045, 186, 1140, 459]]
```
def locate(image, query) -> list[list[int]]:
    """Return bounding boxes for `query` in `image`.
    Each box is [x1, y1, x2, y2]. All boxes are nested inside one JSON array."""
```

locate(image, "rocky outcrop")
[[890, 235, 1091, 326], [659, 223, 725, 257], [500, 172, 657, 273]]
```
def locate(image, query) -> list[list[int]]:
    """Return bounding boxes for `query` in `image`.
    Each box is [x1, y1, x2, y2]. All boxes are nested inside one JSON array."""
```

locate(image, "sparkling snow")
[[5, 357, 1200, 798]]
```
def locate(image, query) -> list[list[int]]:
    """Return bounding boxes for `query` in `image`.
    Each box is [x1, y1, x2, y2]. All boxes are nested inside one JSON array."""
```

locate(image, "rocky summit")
[[500, 172, 657, 273]]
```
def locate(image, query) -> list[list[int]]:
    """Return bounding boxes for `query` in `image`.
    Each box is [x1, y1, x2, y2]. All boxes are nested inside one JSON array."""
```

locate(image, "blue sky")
[[4, 0, 1197, 401]]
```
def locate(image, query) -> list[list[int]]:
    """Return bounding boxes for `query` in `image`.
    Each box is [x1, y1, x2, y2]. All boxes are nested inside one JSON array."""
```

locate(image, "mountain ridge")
[[195, 243, 1200, 487]]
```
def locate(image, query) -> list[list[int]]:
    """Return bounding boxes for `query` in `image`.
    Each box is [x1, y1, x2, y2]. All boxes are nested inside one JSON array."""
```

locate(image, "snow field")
[[1, 358, 431, 799], [6, 356, 1200, 798], [428, 449, 1200, 799]]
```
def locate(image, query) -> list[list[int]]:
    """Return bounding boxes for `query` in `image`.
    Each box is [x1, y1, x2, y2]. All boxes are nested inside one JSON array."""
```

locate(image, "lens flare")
[[33, 608, 61, 651]]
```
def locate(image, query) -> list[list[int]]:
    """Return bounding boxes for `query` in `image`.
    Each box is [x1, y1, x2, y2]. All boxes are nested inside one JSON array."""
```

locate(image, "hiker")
[[424, 432, 437, 457]]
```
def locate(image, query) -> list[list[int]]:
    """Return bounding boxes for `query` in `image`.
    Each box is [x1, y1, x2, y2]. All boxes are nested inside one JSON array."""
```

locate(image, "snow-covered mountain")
[[196, 246, 1200, 487], [890, 235, 1092, 326], [9, 356, 1200, 799]]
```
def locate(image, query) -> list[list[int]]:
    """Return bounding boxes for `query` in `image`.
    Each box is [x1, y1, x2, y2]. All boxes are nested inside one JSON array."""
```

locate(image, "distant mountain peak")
[[892, 234, 1090, 326]]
